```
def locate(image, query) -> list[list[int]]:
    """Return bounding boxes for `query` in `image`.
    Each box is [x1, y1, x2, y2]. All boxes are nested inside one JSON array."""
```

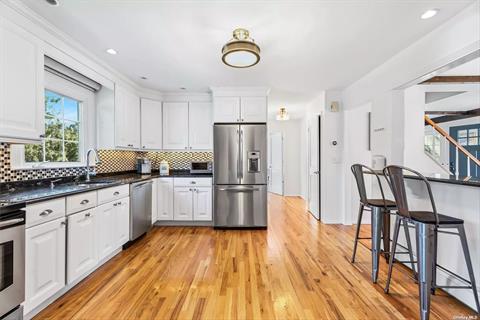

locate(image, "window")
[[25, 90, 81, 163]]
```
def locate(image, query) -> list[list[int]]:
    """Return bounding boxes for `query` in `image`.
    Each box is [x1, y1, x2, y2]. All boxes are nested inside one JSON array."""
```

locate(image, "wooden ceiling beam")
[[421, 76, 480, 84]]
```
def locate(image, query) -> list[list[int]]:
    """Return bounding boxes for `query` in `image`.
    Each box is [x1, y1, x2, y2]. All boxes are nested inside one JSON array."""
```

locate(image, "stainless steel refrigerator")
[[213, 124, 267, 228]]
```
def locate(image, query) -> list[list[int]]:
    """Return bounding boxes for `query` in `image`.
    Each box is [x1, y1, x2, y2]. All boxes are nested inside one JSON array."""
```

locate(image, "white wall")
[[268, 119, 302, 196]]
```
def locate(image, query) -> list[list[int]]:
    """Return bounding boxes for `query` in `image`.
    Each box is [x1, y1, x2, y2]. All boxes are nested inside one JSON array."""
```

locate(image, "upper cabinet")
[[0, 18, 44, 142], [211, 87, 269, 123], [140, 98, 162, 150], [163, 101, 213, 150], [114, 85, 141, 149], [163, 102, 189, 150]]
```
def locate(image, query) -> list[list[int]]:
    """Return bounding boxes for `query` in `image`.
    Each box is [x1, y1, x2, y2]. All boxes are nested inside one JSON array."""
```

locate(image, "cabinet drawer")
[[66, 191, 97, 215], [174, 177, 212, 187], [26, 198, 66, 228], [97, 185, 129, 205]]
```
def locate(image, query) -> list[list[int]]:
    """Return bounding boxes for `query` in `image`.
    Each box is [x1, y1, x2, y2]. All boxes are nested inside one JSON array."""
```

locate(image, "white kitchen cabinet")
[[163, 102, 189, 150], [157, 178, 174, 221], [189, 102, 213, 150], [115, 85, 140, 149], [115, 197, 130, 247], [25, 218, 66, 314], [213, 97, 240, 123], [241, 97, 267, 123], [0, 18, 44, 142], [193, 187, 212, 221], [67, 209, 98, 284], [96, 202, 116, 261], [140, 98, 162, 150], [151, 179, 158, 223], [174, 187, 193, 220]]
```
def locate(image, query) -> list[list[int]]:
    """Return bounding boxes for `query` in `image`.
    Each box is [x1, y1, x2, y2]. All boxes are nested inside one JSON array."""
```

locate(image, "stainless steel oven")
[[0, 203, 25, 319]]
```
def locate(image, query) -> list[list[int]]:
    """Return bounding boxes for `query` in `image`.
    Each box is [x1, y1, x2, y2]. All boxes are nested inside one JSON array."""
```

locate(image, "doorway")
[[307, 115, 321, 220], [268, 132, 284, 195], [450, 124, 480, 177]]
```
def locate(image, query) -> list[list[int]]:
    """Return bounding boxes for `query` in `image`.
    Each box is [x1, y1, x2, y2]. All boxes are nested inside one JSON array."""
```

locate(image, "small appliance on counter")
[[159, 160, 170, 176], [136, 158, 151, 174], [190, 161, 212, 174]]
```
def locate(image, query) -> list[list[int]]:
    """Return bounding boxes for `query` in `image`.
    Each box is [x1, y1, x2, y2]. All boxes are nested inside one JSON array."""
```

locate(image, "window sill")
[[11, 162, 88, 171]]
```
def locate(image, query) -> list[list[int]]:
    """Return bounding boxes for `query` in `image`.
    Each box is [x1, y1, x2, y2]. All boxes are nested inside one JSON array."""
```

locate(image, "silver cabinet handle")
[[0, 218, 24, 227], [85, 212, 91, 217], [80, 199, 89, 205], [113, 191, 120, 196], [190, 181, 196, 184], [61, 221, 67, 226], [40, 209, 53, 216]]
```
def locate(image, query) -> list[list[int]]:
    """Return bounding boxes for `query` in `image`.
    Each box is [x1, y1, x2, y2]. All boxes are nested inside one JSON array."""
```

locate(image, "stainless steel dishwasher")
[[130, 180, 153, 241]]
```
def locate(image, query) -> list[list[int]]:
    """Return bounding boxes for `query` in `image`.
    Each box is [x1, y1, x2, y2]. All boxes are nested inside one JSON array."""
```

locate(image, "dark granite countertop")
[[0, 170, 212, 207], [365, 170, 480, 188]]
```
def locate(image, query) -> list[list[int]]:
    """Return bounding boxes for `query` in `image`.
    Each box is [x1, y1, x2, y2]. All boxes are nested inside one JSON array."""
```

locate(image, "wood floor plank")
[[35, 194, 476, 320]]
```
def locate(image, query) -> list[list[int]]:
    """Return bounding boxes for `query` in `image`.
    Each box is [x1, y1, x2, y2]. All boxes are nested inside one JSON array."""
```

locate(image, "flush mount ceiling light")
[[421, 9, 438, 19], [222, 28, 260, 68], [106, 48, 117, 55], [276, 107, 290, 121]]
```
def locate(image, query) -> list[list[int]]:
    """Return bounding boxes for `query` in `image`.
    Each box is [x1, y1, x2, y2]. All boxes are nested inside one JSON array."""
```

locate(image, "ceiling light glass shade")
[[276, 107, 290, 121], [222, 28, 260, 68]]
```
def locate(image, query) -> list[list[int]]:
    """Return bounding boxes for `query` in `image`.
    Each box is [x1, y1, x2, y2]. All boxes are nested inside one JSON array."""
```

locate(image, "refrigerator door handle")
[[239, 128, 244, 179], [217, 186, 260, 192]]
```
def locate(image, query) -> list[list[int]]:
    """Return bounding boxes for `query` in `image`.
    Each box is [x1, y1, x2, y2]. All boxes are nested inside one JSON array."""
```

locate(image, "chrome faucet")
[[85, 148, 101, 182]]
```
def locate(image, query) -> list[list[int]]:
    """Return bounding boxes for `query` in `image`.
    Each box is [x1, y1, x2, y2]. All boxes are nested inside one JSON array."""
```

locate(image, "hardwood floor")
[[35, 194, 475, 320]]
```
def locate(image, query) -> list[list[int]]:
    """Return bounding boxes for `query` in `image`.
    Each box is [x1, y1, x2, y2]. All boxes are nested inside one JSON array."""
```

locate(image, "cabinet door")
[[213, 97, 240, 123], [96, 202, 116, 261], [140, 98, 162, 150], [25, 218, 66, 314], [157, 178, 174, 220], [163, 102, 189, 150], [116, 197, 130, 247], [115, 86, 140, 149], [193, 187, 212, 221], [0, 18, 44, 141], [241, 97, 267, 123], [173, 187, 193, 221], [189, 102, 213, 150], [67, 209, 98, 284]]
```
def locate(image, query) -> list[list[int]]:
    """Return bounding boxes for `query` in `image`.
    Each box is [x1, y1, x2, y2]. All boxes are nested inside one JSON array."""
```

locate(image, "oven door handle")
[[0, 218, 25, 228]]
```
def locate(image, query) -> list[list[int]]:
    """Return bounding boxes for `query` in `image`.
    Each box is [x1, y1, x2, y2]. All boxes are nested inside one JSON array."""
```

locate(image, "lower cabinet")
[[115, 198, 130, 247], [67, 209, 98, 284], [173, 186, 212, 221], [97, 202, 116, 261], [25, 217, 66, 314], [157, 178, 174, 220]]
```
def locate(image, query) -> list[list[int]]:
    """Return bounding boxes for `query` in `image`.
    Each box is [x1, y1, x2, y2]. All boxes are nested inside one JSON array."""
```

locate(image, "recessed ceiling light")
[[180, 87, 186, 90], [421, 9, 438, 19], [140, 76, 148, 80], [106, 48, 117, 55], [45, 0, 59, 6]]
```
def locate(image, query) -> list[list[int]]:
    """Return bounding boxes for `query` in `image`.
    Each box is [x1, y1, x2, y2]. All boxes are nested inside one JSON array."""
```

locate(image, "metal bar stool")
[[350, 164, 416, 283], [383, 165, 480, 320]]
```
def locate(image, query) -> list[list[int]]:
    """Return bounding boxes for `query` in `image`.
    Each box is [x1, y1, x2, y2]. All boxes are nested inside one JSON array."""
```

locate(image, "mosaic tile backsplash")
[[0, 143, 213, 182]]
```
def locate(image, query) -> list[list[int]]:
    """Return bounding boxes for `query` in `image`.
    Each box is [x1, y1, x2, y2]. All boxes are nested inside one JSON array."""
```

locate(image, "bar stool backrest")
[[351, 164, 388, 208], [383, 165, 439, 226]]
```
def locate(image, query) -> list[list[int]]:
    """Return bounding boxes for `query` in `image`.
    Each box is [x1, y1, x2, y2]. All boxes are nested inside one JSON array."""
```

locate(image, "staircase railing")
[[424, 115, 480, 177]]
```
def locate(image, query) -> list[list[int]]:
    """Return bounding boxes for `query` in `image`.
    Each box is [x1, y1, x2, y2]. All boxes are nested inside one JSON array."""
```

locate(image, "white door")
[[0, 18, 44, 142], [140, 98, 162, 150], [268, 132, 284, 195], [241, 97, 267, 123], [157, 178, 174, 220], [163, 102, 189, 150], [213, 97, 241, 123], [67, 209, 98, 284], [115, 86, 140, 149], [116, 197, 130, 247], [173, 187, 193, 220], [96, 202, 116, 260], [307, 117, 320, 220], [189, 102, 213, 150], [25, 218, 66, 314], [193, 187, 212, 221]]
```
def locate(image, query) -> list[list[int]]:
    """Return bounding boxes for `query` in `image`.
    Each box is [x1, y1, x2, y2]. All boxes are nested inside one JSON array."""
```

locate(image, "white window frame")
[[11, 71, 95, 170]]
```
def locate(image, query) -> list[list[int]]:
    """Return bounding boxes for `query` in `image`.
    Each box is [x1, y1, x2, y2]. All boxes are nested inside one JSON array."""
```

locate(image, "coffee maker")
[[136, 158, 151, 174]]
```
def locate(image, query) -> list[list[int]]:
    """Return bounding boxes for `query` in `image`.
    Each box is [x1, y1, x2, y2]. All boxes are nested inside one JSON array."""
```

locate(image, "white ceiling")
[[22, 0, 475, 118]]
